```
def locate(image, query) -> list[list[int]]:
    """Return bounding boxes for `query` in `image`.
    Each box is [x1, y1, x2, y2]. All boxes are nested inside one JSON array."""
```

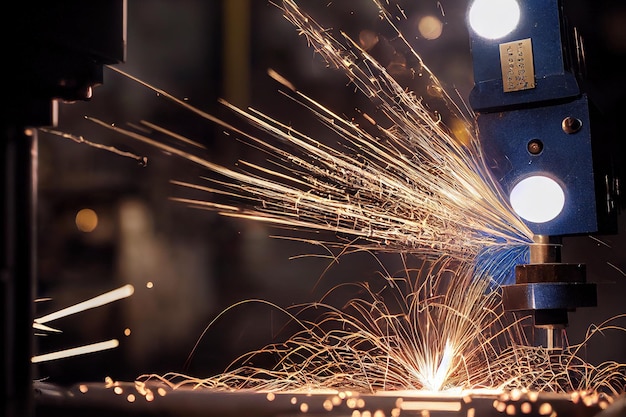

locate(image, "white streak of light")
[[32, 322, 61, 333], [31, 339, 119, 363], [431, 339, 455, 391], [34, 285, 135, 324], [607, 262, 626, 277], [267, 68, 296, 91]]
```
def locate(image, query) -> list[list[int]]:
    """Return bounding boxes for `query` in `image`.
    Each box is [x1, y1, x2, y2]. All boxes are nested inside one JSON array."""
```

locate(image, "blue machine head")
[[466, 0, 617, 237]]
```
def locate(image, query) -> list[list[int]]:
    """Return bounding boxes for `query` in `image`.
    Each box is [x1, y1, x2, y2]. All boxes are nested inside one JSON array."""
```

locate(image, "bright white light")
[[468, 0, 521, 40], [31, 339, 119, 363], [34, 284, 135, 324], [510, 176, 565, 223]]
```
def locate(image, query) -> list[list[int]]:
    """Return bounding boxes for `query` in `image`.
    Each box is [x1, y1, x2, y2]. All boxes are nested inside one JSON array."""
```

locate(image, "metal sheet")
[[33, 381, 616, 417]]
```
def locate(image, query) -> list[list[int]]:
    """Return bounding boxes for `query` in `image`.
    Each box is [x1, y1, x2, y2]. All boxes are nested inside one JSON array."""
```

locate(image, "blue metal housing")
[[477, 95, 597, 236], [469, 0, 580, 112], [467, 0, 601, 236]]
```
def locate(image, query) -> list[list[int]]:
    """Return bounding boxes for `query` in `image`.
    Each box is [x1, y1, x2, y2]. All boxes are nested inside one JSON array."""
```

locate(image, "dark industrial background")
[[31, 0, 626, 386]]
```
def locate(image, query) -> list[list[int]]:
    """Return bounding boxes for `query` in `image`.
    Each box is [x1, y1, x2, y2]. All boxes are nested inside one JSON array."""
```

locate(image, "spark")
[[140, 258, 526, 392], [31, 339, 120, 364], [93, 0, 534, 281], [39, 127, 148, 166], [607, 262, 626, 277], [32, 285, 135, 364], [98, 43, 532, 285], [268, 68, 296, 91], [139, 120, 207, 150], [485, 315, 626, 396], [32, 322, 62, 334], [34, 284, 135, 325], [137, 260, 625, 395], [588, 235, 611, 248], [425, 339, 455, 392]]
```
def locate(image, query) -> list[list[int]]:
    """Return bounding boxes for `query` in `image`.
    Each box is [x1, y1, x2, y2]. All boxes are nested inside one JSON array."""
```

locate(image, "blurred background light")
[[75, 208, 98, 233], [417, 15, 443, 40]]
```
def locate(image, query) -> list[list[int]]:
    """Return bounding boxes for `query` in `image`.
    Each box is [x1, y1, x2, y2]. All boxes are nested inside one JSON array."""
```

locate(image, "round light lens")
[[510, 176, 565, 223], [468, 0, 521, 40]]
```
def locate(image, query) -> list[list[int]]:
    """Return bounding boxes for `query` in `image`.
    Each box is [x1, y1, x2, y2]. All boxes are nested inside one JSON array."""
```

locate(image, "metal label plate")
[[499, 38, 536, 92]]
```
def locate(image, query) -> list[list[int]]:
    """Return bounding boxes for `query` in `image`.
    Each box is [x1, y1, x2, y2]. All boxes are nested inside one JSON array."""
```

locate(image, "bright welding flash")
[[468, 0, 520, 40], [509, 175, 565, 223]]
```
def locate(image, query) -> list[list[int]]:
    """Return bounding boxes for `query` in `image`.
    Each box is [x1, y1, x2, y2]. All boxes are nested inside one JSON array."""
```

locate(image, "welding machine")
[[466, 0, 619, 348]]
